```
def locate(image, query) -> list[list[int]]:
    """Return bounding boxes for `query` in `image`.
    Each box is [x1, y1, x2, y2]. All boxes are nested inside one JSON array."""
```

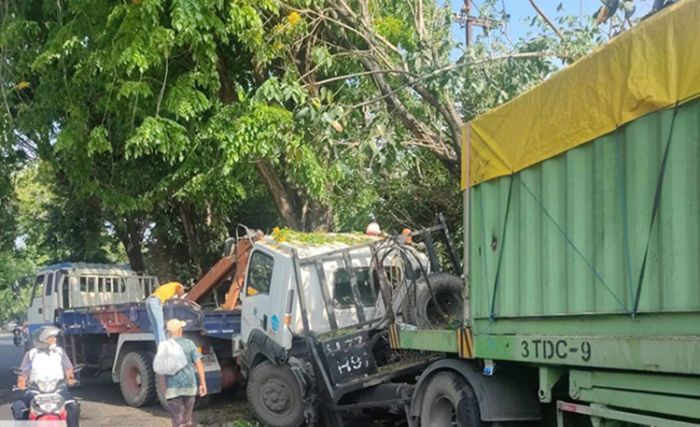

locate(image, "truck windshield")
[[333, 268, 378, 308], [31, 274, 44, 304]]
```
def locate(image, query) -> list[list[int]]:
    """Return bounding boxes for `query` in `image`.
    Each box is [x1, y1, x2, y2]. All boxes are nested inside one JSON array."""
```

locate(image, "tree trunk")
[[218, 51, 318, 230], [255, 160, 304, 230], [303, 199, 333, 231], [177, 203, 205, 277], [114, 217, 146, 273]]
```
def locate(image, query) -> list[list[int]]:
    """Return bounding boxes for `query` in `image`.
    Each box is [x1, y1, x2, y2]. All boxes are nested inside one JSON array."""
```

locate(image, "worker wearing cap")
[[13, 325, 80, 427], [164, 319, 207, 427], [145, 282, 185, 344]]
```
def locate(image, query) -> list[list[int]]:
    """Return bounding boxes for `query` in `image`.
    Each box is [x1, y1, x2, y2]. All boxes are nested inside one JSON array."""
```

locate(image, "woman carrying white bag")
[[153, 319, 207, 427]]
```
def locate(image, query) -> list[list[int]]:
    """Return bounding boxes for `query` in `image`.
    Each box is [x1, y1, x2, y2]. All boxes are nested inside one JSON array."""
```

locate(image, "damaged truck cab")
[[236, 229, 446, 427]]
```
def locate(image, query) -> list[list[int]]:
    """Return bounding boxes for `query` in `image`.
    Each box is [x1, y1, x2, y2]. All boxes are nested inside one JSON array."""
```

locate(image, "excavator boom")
[[185, 237, 257, 310]]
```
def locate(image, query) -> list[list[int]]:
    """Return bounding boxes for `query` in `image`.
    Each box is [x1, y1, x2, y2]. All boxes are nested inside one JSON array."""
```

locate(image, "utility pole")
[[454, 0, 498, 47], [465, 0, 472, 47]]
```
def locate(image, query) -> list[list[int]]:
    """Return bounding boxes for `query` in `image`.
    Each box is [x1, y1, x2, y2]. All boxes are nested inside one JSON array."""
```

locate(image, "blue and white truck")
[[24, 262, 241, 407]]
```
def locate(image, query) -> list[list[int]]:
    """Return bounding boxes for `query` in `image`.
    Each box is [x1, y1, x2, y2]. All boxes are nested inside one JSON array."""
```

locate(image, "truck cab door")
[[57, 271, 70, 309], [241, 248, 276, 344], [27, 274, 46, 331], [42, 272, 56, 323]]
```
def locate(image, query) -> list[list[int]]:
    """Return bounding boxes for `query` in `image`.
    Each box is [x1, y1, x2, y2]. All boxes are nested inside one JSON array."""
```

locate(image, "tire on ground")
[[419, 371, 484, 427], [119, 351, 157, 407], [247, 361, 305, 427], [404, 272, 464, 329]]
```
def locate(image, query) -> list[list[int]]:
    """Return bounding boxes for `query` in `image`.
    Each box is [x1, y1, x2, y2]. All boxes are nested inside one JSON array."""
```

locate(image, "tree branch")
[[348, 51, 561, 111], [357, 54, 446, 160], [304, 68, 418, 87], [155, 55, 168, 116], [528, 0, 564, 39]]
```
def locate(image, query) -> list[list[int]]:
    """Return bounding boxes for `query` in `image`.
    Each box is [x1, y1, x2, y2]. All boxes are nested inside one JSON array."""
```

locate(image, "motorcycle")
[[10, 365, 83, 423], [12, 328, 23, 347]]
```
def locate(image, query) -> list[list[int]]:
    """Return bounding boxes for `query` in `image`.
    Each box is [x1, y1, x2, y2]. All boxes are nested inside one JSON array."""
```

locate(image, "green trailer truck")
[[393, 1, 700, 425]]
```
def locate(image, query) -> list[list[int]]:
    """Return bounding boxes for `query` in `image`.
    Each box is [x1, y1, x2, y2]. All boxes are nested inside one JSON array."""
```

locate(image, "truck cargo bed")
[[57, 300, 241, 339]]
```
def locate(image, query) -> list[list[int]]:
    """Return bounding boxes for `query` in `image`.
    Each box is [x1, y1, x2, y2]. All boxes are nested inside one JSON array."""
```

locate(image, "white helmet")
[[32, 325, 61, 350]]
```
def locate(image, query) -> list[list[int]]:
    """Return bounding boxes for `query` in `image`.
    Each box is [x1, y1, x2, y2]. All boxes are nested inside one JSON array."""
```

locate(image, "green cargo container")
[[470, 99, 700, 376]]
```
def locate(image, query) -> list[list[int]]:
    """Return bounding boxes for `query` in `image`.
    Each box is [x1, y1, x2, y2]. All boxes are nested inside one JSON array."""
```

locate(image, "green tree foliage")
[[0, 282, 33, 324], [0, 0, 613, 282]]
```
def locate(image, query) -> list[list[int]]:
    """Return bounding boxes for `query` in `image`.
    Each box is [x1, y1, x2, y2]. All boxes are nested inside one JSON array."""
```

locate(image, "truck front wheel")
[[247, 361, 305, 427], [119, 351, 157, 407], [419, 372, 484, 427]]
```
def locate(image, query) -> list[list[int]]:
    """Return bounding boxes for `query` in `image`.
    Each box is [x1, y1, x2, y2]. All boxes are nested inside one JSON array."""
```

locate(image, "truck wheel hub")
[[261, 379, 291, 413], [430, 396, 457, 426]]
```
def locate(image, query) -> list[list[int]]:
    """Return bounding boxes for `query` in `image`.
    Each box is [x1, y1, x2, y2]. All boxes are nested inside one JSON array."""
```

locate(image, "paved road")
[[0, 333, 254, 427]]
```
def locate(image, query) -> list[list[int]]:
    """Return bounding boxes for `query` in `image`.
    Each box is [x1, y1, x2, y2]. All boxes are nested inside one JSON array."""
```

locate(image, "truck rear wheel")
[[420, 372, 484, 427], [404, 273, 463, 329], [156, 373, 168, 410], [119, 351, 157, 407], [247, 361, 305, 427]]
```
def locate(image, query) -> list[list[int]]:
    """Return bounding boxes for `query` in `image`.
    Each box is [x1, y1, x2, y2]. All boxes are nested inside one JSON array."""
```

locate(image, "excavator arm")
[[185, 236, 258, 310]]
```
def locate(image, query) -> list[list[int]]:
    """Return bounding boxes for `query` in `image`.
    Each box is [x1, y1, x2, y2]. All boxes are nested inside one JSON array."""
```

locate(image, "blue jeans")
[[146, 296, 166, 344]]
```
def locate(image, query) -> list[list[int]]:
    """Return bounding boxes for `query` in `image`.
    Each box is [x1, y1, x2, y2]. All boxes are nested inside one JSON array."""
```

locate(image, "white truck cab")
[[26, 263, 158, 333], [240, 237, 388, 351], [236, 230, 448, 427], [239, 233, 430, 360]]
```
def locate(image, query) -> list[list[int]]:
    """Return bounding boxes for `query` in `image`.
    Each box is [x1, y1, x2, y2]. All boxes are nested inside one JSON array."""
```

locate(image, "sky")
[[448, 0, 657, 51]]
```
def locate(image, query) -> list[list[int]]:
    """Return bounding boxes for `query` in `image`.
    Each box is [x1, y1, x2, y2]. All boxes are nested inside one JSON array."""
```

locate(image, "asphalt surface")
[[0, 332, 255, 427]]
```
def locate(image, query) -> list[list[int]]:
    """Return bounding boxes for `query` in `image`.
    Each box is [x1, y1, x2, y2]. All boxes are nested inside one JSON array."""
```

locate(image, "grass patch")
[[271, 227, 373, 246]]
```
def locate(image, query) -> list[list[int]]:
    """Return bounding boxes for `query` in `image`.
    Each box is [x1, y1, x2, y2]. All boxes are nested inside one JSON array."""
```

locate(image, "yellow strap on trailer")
[[462, 0, 700, 189]]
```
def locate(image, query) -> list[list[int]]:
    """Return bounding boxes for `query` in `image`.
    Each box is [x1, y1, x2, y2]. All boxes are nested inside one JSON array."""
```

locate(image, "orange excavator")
[[184, 228, 263, 310]]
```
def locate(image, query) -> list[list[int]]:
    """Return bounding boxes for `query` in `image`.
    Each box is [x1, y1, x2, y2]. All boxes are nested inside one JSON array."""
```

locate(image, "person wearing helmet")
[[146, 281, 186, 345], [12, 325, 80, 427]]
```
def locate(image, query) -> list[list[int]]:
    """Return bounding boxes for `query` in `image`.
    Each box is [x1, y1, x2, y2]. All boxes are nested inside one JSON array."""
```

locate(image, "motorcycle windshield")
[[35, 379, 59, 393]]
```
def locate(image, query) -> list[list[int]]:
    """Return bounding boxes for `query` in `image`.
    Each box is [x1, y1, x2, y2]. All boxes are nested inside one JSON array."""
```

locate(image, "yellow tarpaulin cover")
[[462, 0, 700, 189]]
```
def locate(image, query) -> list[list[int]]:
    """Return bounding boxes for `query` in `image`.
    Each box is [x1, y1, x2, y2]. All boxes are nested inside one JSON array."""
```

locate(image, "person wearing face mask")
[[12, 325, 80, 427]]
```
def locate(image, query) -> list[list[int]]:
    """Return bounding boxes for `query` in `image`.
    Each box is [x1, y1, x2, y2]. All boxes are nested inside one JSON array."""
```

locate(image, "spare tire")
[[403, 273, 463, 329]]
